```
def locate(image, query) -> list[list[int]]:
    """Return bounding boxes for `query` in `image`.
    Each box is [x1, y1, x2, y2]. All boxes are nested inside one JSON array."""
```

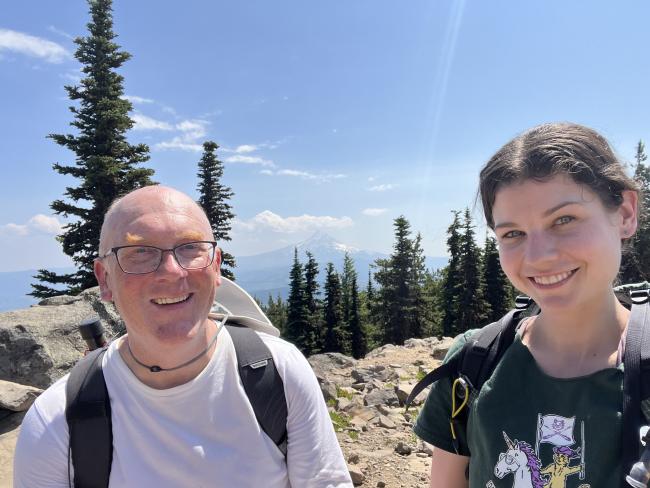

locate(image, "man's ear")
[[619, 190, 639, 239], [214, 247, 222, 285], [94, 258, 113, 302]]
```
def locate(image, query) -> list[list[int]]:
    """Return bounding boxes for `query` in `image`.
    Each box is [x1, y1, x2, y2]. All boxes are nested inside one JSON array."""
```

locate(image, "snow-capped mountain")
[[233, 232, 447, 301]]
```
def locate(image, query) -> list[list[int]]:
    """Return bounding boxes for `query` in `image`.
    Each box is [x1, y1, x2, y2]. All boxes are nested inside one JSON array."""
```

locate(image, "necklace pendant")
[[149, 365, 163, 373]]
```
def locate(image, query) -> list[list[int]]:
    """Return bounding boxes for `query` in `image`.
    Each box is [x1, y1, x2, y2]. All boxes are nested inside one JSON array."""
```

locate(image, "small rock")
[[319, 380, 338, 402], [0, 380, 43, 412], [348, 465, 365, 485], [377, 415, 396, 429], [395, 441, 413, 455], [376, 482, 386, 488], [348, 452, 360, 464], [336, 397, 352, 411]]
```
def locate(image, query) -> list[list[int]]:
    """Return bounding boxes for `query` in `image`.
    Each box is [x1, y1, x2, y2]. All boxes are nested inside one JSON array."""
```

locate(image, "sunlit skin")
[[94, 186, 221, 389], [492, 175, 638, 377]]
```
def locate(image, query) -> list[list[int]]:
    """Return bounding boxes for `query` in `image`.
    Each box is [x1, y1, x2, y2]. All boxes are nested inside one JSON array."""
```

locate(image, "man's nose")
[[157, 250, 186, 275]]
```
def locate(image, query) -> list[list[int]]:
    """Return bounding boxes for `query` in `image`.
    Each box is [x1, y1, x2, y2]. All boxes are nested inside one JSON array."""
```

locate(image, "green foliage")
[[285, 249, 313, 353], [303, 251, 323, 353], [373, 216, 429, 345], [263, 294, 287, 335], [483, 235, 514, 321], [197, 141, 236, 280], [441, 211, 463, 336], [416, 369, 427, 382], [341, 253, 367, 358], [347, 430, 359, 440], [323, 262, 348, 353], [336, 386, 353, 400], [31, 0, 154, 298], [329, 411, 350, 431]]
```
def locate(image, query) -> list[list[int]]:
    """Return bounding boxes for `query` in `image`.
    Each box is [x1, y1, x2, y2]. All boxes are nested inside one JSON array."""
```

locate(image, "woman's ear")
[[618, 190, 639, 239]]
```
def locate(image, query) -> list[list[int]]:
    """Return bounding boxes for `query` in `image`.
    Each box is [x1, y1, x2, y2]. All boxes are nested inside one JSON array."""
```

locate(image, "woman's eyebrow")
[[494, 201, 584, 229]]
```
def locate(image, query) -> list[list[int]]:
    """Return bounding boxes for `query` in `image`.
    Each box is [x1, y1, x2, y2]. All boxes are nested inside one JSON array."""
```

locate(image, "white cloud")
[[224, 155, 275, 167], [276, 169, 347, 182], [362, 208, 388, 217], [0, 29, 70, 63], [0, 214, 63, 236], [235, 211, 353, 233], [260, 169, 274, 175], [132, 113, 173, 131], [47, 25, 74, 40], [123, 95, 154, 104], [235, 144, 257, 153], [368, 183, 395, 192], [154, 119, 210, 152]]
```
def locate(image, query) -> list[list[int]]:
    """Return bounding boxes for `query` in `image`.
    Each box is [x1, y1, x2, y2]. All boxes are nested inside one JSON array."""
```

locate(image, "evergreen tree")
[[373, 216, 427, 345], [323, 263, 346, 353], [31, 0, 154, 298], [422, 268, 444, 338], [441, 211, 463, 336], [341, 254, 366, 358], [303, 251, 322, 352], [362, 270, 380, 350], [455, 209, 490, 332], [482, 235, 513, 322], [285, 249, 310, 352], [264, 294, 287, 335], [197, 141, 236, 280]]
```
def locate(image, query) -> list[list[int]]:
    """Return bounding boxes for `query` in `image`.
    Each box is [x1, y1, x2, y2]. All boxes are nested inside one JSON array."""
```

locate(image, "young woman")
[[414, 122, 640, 488]]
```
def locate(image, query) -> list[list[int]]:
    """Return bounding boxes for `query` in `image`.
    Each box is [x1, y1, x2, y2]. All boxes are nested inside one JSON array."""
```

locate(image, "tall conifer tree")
[[285, 249, 310, 352], [323, 263, 346, 353], [31, 0, 154, 298], [441, 211, 463, 336], [455, 209, 490, 332], [303, 251, 322, 352], [197, 141, 236, 280], [482, 235, 513, 321]]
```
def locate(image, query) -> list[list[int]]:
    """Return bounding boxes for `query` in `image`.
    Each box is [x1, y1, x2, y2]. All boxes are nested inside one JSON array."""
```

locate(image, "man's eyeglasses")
[[100, 241, 217, 275]]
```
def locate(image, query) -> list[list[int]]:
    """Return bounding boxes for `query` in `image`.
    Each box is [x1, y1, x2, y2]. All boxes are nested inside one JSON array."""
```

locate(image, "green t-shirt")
[[414, 331, 625, 488]]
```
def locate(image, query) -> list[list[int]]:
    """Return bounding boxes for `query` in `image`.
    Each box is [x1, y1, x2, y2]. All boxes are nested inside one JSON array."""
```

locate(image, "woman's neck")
[[521, 291, 629, 378]]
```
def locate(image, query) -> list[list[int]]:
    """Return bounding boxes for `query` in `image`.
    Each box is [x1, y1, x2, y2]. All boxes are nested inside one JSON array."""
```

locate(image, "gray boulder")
[[0, 287, 124, 389]]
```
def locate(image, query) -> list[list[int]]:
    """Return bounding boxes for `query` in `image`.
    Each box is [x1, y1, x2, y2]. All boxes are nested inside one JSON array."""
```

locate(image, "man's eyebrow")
[[176, 230, 205, 240], [494, 201, 583, 230], [125, 232, 144, 244]]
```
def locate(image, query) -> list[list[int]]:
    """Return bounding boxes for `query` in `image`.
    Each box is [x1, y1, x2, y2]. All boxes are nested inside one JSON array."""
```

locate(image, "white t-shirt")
[[14, 328, 352, 488]]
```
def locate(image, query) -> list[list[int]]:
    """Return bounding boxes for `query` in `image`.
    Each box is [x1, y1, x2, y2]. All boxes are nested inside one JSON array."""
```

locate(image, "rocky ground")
[[309, 337, 453, 488]]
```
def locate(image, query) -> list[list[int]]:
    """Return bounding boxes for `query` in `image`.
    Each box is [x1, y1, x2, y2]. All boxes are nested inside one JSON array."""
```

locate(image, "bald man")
[[14, 186, 352, 487]]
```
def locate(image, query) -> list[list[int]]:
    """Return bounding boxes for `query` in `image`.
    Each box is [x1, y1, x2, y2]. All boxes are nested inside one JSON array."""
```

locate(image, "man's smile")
[[151, 293, 193, 305]]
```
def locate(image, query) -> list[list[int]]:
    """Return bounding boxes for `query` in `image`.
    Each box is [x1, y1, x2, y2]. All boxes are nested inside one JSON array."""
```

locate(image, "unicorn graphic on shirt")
[[494, 431, 545, 488]]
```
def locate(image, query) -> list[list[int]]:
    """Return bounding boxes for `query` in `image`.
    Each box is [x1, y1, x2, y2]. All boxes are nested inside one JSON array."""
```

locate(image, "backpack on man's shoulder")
[[405, 283, 650, 487], [65, 278, 288, 488]]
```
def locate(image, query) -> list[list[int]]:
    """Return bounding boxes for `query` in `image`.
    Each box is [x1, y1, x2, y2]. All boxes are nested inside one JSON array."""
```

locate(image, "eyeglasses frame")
[[100, 240, 218, 275]]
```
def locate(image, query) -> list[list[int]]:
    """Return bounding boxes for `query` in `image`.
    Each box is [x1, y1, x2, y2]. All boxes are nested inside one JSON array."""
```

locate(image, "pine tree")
[[263, 294, 287, 335], [197, 141, 236, 280], [455, 209, 490, 332], [422, 268, 444, 337], [482, 235, 513, 322], [303, 251, 322, 353], [441, 211, 463, 336], [30, 0, 154, 298], [373, 216, 426, 345], [323, 263, 346, 353], [341, 254, 365, 358], [285, 249, 310, 352]]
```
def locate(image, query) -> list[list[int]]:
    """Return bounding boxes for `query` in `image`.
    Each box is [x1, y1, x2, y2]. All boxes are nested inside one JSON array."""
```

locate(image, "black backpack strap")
[[65, 347, 112, 488], [226, 324, 289, 457], [460, 309, 521, 390], [622, 301, 650, 484], [404, 356, 463, 409]]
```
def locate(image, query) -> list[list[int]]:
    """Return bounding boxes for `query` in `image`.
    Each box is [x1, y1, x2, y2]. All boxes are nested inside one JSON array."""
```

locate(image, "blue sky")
[[1, 0, 650, 272]]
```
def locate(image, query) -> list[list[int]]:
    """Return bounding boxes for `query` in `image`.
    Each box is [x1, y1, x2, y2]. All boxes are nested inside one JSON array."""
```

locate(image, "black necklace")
[[126, 318, 225, 373]]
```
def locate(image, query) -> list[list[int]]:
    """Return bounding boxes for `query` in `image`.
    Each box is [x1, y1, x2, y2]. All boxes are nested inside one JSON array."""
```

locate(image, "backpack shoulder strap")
[[225, 324, 289, 457], [622, 300, 650, 484], [65, 347, 112, 488], [404, 307, 527, 410]]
